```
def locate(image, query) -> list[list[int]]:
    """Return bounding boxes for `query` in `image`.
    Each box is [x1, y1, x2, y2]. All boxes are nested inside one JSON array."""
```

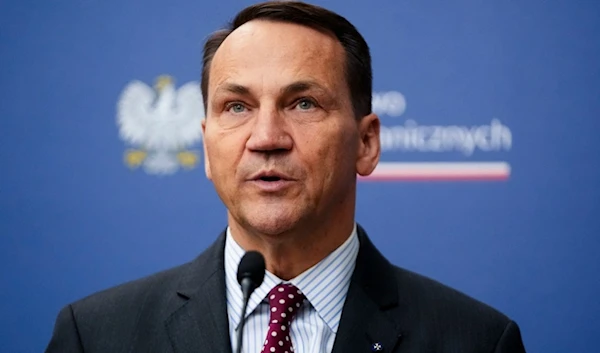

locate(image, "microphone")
[[235, 251, 266, 353]]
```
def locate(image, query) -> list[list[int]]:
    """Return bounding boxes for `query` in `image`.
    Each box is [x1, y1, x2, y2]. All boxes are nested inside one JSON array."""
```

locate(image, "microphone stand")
[[235, 251, 265, 353], [236, 278, 253, 353]]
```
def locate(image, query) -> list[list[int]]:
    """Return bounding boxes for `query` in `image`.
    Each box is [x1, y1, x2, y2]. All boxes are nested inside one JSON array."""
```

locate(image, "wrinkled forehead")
[[208, 20, 348, 93]]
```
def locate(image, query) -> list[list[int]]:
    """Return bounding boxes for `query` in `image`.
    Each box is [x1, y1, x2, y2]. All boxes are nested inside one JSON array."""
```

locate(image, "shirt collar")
[[224, 224, 360, 333]]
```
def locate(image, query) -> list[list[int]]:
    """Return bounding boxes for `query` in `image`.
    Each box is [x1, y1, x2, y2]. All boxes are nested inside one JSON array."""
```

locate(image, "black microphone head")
[[237, 251, 266, 287]]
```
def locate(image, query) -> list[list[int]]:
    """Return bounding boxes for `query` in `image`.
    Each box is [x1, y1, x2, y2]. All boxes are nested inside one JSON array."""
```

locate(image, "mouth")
[[248, 172, 295, 192], [258, 175, 283, 182], [248, 171, 294, 184]]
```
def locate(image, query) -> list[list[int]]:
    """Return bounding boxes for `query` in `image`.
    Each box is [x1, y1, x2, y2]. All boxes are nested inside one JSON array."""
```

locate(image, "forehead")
[[209, 20, 347, 92]]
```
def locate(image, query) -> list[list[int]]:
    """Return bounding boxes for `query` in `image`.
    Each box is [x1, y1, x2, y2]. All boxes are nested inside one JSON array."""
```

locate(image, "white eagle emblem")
[[116, 75, 204, 175]]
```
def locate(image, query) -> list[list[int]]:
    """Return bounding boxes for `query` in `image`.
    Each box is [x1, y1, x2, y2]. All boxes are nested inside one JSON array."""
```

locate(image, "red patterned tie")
[[261, 283, 305, 353]]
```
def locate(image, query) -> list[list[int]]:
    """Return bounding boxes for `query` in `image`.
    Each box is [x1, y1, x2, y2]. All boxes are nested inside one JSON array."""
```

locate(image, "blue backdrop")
[[1, 1, 599, 352]]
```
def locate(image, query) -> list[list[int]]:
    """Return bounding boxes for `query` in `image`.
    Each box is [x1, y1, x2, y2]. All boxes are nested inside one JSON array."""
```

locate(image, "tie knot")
[[267, 283, 305, 323]]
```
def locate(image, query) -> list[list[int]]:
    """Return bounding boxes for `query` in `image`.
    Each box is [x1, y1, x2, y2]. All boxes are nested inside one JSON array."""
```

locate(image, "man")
[[46, 1, 527, 352]]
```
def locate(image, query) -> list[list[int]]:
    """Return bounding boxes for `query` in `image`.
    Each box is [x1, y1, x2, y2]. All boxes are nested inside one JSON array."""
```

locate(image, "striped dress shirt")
[[224, 224, 360, 353]]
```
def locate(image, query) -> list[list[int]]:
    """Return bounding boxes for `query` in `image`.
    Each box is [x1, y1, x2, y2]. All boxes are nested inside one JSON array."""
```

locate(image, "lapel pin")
[[371, 342, 383, 351]]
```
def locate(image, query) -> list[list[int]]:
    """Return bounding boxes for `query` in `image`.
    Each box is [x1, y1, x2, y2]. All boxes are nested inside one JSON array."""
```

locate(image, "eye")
[[295, 98, 316, 110], [226, 102, 247, 113]]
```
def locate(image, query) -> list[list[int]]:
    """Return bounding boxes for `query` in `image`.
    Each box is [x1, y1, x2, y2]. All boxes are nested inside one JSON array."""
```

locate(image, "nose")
[[245, 105, 293, 153]]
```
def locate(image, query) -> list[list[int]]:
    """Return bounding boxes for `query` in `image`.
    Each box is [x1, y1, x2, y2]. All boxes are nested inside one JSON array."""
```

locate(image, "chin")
[[247, 217, 297, 236], [241, 204, 302, 236]]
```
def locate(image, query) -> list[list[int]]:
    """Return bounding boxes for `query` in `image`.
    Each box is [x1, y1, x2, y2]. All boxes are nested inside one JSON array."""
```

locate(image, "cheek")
[[205, 134, 241, 178], [301, 125, 358, 182]]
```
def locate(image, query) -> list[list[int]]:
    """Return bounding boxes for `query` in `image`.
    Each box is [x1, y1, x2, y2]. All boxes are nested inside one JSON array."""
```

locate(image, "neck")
[[228, 211, 355, 280]]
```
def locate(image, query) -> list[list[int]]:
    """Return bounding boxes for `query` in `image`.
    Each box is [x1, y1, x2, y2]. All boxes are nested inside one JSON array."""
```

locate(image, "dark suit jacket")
[[46, 225, 527, 352]]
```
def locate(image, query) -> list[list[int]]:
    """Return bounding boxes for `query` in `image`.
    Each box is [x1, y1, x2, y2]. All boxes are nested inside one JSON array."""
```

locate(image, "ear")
[[201, 118, 212, 180], [356, 113, 380, 176]]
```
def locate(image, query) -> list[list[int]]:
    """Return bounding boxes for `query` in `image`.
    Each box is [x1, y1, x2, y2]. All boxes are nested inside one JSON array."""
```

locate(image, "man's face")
[[202, 20, 379, 236]]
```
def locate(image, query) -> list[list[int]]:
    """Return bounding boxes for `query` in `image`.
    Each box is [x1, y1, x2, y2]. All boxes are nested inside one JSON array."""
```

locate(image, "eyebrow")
[[215, 83, 250, 96], [281, 80, 331, 97], [214, 80, 331, 98]]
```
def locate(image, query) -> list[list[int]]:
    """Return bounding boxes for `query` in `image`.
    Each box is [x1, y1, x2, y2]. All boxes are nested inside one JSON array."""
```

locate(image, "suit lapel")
[[164, 232, 233, 353], [332, 225, 405, 353], [161, 226, 408, 353]]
